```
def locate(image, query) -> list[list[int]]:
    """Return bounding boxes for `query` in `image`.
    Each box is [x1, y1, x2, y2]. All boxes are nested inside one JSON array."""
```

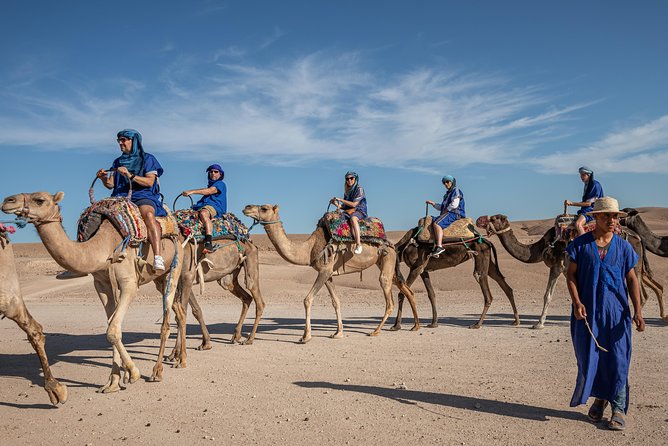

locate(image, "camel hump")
[[77, 197, 148, 245], [174, 209, 249, 242], [319, 211, 388, 245]]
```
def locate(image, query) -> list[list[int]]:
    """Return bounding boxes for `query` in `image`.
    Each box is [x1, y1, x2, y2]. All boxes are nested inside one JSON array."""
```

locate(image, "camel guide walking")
[[96, 129, 167, 270], [426, 175, 465, 256], [330, 171, 367, 255], [565, 196, 644, 431], [182, 163, 227, 253], [564, 166, 604, 236]]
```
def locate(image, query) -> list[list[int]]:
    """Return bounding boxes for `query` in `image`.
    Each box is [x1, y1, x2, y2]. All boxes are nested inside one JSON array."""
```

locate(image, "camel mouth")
[[1, 197, 22, 215]]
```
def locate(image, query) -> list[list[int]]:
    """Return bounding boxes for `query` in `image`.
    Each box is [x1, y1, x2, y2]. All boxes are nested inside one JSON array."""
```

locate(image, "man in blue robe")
[[566, 196, 644, 431]]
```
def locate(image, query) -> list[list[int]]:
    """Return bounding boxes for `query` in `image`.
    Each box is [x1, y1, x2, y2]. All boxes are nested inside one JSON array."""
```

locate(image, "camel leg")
[[421, 271, 439, 327], [369, 255, 396, 336], [151, 269, 187, 381], [395, 275, 420, 331], [188, 292, 213, 349], [391, 262, 426, 330], [219, 271, 253, 344], [241, 247, 265, 344], [324, 278, 343, 338], [532, 265, 563, 329], [6, 303, 68, 405], [641, 271, 666, 323], [300, 269, 332, 344], [470, 249, 493, 329], [94, 277, 140, 393], [488, 258, 520, 326]]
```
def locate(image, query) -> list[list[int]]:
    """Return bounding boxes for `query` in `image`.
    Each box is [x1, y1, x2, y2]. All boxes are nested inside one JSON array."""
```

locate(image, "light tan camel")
[[242, 204, 419, 343], [2, 192, 186, 392], [477, 214, 665, 327], [0, 224, 68, 405], [168, 239, 265, 361]]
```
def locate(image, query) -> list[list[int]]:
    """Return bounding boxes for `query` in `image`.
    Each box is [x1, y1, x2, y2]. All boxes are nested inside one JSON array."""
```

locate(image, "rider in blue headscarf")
[[330, 171, 368, 255], [96, 129, 167, 270], [427, 175, 466, 256], [565, 166, 604, 237]]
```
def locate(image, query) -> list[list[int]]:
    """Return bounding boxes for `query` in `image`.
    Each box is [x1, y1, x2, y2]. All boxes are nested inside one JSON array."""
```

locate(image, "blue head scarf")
[[344, 171, 360, 201], [116, 129, 146, 176], [206, 163, 225, 186], [578, 166, 595, 201], [442, 175, 457, 201]]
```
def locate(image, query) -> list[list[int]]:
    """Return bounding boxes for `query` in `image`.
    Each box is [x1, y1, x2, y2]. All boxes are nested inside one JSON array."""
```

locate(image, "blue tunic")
[[193, 180, 227, 216], [110, 152, 167, 217], [566, 233, 637, 412], [341, 186, 368, 219], [433, 187, 465, 229], [577, 179, 604, 223]]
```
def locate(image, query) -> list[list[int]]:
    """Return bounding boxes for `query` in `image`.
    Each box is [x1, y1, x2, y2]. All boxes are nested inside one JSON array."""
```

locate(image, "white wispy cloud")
[[530, 115, 668, 173], [6, 50, 658, 173]]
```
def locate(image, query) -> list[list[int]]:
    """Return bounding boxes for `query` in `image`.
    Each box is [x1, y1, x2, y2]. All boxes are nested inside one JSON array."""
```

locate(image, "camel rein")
[[15, 195, 62, 226], [248, 218, 282, 233]]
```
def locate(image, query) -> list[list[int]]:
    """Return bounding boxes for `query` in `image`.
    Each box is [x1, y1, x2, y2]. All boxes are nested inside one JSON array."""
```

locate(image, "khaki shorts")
[[198, 205, 217, 217]]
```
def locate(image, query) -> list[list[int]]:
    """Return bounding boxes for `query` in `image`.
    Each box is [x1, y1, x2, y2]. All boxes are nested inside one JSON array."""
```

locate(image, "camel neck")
[[0, 237, 20, 297], [36, 220, 120, 273], [262, 221, 318, 266], [628, 215, 668, 254], [496, 227, 552, 264]]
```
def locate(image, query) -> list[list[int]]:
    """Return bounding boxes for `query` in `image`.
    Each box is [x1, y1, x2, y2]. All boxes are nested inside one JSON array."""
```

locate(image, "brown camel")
[[242, 204, 420, 342], [168, 239, 265, 361], [391, 227, 518, 330], [477, 214, 665, 327], [0, 224, 68, 405], [621, 208, 668, 257], [2, 192, 186, 392]]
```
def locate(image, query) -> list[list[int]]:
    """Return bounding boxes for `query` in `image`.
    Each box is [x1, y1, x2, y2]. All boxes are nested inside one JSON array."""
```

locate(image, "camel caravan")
[[1, 132, 666, 406]]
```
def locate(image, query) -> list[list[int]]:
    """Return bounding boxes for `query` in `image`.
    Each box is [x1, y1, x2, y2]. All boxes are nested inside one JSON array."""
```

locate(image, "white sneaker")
[[353, 245, 363, 255], [153, 255, 165, 271]]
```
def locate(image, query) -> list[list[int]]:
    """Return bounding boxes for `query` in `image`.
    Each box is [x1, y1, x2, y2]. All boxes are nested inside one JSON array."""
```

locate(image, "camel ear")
[[53, 191, 65, 203], [273, 205, 279, 212]]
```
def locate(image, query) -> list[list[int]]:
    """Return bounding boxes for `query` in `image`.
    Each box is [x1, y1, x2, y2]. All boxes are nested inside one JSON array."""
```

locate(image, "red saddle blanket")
[[319, 212, 388, 245]]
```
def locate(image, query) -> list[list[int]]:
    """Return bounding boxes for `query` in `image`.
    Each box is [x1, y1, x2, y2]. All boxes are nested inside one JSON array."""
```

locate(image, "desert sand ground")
[[1, 208, 667, 445]]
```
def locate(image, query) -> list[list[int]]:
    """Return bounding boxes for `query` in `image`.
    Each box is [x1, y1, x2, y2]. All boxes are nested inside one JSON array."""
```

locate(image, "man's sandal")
[[587, 399, 608, 422], [608, 411, 626, 431]]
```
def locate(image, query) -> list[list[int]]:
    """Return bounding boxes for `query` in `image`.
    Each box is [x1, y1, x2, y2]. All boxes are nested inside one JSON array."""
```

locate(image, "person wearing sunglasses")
[[566, 196, 644, 431], [426, 175, 465, 256], [182, 164, 227, 252], [330, 171, 367, 255], [96, 129, 167, 270], [565, 166, 604, 236]]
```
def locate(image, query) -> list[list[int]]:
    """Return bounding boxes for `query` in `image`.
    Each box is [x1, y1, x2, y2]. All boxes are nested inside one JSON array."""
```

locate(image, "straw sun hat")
[[587, 196, 627, 217]]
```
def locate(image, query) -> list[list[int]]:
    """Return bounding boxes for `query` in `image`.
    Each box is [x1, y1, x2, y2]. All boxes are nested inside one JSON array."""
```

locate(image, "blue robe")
[[566, 233, 637, 411], [110, 152, 167, 217]]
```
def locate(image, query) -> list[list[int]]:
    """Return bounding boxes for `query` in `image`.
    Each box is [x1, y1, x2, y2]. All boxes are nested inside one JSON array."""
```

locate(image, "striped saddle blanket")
[[173, 209, 249, 242], [320, 212, 388, 245], [77, 198, 178, 245], [556, 218, 622, 242]]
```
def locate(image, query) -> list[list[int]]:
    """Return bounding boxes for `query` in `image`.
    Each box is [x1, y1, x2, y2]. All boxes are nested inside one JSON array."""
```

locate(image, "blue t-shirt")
[[579, 179, 604, 215], [193, 180, 227, 216], [110, 152, 166, 217]]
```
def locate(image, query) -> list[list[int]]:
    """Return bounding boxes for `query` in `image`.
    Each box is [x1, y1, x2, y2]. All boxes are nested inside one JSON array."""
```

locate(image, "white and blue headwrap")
[[344, 171, 360, 201]]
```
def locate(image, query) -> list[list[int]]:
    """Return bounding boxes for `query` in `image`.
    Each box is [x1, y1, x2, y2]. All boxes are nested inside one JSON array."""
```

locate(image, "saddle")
[[77, 197, 179, 246], [554, 214, 622, 243], [319, 212, 389, 245], [173, 209, 249, 243], [415, 216, 477, 243]]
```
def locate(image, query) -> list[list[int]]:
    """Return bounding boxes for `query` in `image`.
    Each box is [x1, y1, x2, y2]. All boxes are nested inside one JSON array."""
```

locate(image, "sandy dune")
[[1, 208, 667, 445]]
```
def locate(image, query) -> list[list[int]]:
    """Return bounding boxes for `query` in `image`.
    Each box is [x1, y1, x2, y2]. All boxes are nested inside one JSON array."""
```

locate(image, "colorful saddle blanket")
[[555, 215, 622, 242], [173, 209, 249, 242], [416, 216, 477, 243], [319, 212, 388, 245], [77, 198, 179, 245]]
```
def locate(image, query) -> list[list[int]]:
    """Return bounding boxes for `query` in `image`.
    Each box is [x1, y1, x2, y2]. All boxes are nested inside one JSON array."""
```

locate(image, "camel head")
[[619, 207, 638, 227], [475, 214, 510, 236], [2, 192, 64, 223], [243, 204, 280, 223]]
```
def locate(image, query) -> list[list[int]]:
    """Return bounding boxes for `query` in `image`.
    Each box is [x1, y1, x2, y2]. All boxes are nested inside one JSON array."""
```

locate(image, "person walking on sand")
[[182, 163, 227, 253], [330, 171, 367, 255], [565, 196, 644, 431], [565, 166, 604, 236], [426, 175, 465, 257], [96, 129, 167, 270]]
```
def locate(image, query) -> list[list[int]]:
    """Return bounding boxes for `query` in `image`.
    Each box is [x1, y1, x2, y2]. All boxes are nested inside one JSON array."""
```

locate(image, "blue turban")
[[116, 129, 145, 176], [344, 171, 360, 201], [578, 166, 593, 175], [442, 175, 456, 187]]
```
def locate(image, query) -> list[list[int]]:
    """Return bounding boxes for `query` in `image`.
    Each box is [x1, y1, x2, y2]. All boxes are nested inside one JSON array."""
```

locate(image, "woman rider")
[[96, 129, 167, 270], [426, 175, 465, 256], [330, 171, 367, 255]]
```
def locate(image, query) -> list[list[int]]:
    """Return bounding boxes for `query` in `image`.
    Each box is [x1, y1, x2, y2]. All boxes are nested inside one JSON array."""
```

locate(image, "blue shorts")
[[134, 198, 163, 215], [434, 212, 460, 229], [341, 211, 367, 221], [576, 209, 594, 223]]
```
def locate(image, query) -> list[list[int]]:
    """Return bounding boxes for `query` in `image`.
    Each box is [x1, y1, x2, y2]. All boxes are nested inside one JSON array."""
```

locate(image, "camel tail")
[[484, 239, 504, 279]]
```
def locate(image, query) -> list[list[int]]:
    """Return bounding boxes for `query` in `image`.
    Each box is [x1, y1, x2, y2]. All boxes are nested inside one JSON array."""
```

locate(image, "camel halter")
[[485, 221, 511, 237], [16, 194, 62, 226]]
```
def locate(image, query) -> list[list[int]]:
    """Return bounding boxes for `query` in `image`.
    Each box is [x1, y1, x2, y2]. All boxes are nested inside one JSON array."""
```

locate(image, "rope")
[[0, 219, 27, 228], [90, 170, 132, 205], [172, 193, 194, 211]]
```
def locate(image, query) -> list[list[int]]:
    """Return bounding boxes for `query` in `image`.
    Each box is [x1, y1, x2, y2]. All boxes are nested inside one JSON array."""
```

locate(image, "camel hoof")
[[97, 383, 121, 394], [389, 325, 401, 331], [230, 336, 242, 344], [45, 380, 68, 405], [196, 342, 213, 351], [468, 323, 482, 329], [512, 320, 521, 326], [299, 336, 311, 344], [329, 332, 343, 339], [410, 324, 420, 331], [241, 338, 254, 345], [173, 360, 187, 369], [166, 353, 177, 362], [367, 331, 380, 337], [531, 323, 545, 330], [427, 323, 438, 328], [662, 317, 668, 325]]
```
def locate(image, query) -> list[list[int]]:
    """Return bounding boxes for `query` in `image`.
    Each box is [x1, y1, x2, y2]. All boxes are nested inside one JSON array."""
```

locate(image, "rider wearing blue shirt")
[[182, 164, 227, 252], [426, 175, 465, 256], [565, 166, 604, 236]]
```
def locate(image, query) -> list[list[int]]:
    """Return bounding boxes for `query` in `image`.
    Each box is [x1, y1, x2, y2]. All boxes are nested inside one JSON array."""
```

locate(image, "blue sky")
[[1, 1, 667, 243]]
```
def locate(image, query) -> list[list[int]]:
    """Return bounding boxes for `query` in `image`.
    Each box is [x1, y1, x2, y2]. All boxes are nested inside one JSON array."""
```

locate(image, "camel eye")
[[34, 199, 45, 205]]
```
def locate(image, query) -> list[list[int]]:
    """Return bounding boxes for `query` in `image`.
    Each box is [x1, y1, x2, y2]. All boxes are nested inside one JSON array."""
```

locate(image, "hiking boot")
[[354, 245, 363, 255], [432, 246, 445, 256], [153, 255, 165, 271], [203, 240, 214, 252]]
